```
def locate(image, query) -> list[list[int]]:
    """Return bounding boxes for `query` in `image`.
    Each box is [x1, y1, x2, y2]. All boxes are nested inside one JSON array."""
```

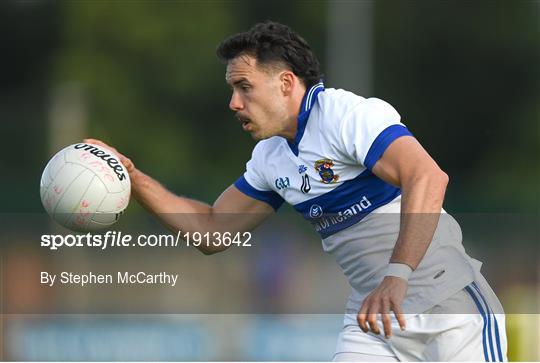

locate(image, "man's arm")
[[84, 139, 274, 255], [356, 136, 449, 338]]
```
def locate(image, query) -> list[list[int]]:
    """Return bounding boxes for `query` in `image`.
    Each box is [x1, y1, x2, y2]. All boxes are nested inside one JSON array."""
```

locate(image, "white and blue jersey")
[[235, 82, 485, 314], [235, 82, 410, 238]]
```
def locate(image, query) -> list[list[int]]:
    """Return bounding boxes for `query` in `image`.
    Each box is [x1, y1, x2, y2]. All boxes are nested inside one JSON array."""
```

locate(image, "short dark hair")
[[216, 21, 322, 88]]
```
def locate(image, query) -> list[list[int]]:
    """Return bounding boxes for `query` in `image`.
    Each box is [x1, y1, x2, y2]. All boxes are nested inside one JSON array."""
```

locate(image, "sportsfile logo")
[[74, 144, 127, 181], [312, 196, 372, 232]]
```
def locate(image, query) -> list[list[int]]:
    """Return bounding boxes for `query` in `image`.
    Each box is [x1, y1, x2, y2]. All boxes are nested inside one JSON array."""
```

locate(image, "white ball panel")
[[40, 149, 67, 193], [64, 176, 109, 231], [91, 212, 120, 226], [41, 162, 86, 215], [97, 191, 130, 213], [52, 168, 96, 227]]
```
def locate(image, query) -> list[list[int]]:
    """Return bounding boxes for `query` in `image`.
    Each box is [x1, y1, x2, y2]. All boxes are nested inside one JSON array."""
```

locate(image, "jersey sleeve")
[[233, 143, 284, 211], [340, 97, 413, 170]]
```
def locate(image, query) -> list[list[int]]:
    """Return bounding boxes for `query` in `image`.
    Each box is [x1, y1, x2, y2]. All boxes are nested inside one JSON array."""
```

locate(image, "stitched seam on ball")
[[52, 165, 89, 215]]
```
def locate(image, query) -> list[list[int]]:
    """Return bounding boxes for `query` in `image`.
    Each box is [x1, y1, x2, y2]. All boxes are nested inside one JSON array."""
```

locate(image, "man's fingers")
[[83, 138, 108, 148], [357, 304, 369, 333], [367, 312, 380, 335], [381, 300, 392, 339], [82, 138, 135, 174], [359, 299, 383, 335], [392, 302, 406, 331], [82, 138, 132, 170], [121, 157, 135, 173], [84, 139, 118, 153]]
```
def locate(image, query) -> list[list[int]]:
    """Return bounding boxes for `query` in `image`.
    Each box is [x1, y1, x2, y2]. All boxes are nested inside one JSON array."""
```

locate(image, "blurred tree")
[[0, 1, 537, 214], [374, 1, 539, 212], [0, 1, 61, 211], [51, 1, 238, 202], [50, 1, 326, 207]]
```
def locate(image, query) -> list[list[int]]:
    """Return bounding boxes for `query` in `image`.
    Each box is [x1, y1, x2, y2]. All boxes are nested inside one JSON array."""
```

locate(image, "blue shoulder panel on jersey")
[[234, 175, 285, 211], [364, 124, 413, 170], [288, 82, 325, 156], [293, 169, 401, 238]]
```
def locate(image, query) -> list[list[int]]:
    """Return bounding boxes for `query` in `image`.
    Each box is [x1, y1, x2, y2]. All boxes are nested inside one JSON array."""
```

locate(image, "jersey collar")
[[287, 81, 325, 156]]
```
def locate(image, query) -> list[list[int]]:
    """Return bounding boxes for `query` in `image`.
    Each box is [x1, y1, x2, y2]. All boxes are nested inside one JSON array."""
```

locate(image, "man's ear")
[[280, 71, 295, 96]]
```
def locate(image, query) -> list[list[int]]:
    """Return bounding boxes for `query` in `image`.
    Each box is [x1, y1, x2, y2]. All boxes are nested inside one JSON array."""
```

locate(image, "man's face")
[[225, 55, 289, 140]]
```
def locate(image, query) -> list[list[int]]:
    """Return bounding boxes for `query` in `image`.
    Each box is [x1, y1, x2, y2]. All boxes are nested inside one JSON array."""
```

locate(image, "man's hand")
[[357, 276, 408, 339], [83, 138, 136, 175]]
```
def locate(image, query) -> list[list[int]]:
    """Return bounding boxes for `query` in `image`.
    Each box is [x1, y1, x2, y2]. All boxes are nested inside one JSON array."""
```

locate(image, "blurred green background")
[[0, 0, 538, 361], [2, 0, 538, 213]]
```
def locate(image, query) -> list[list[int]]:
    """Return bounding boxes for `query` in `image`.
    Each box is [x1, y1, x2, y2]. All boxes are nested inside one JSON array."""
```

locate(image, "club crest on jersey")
[[315, 159, 339, 184]]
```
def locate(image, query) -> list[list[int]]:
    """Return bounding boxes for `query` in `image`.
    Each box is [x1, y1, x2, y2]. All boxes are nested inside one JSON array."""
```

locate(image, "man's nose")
[[229, 91, 243, 111]]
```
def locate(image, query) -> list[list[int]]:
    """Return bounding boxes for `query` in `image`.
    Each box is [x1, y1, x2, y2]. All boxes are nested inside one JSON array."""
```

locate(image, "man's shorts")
[[334, 275, 507, 361]]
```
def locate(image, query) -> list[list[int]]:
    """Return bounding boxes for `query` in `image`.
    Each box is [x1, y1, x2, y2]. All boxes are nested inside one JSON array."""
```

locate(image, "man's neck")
[[281, 84, 307, 141]]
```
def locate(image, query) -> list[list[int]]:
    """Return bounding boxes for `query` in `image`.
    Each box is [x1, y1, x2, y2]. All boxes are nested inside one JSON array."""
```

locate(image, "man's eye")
[[241, 84, 251, 91]]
